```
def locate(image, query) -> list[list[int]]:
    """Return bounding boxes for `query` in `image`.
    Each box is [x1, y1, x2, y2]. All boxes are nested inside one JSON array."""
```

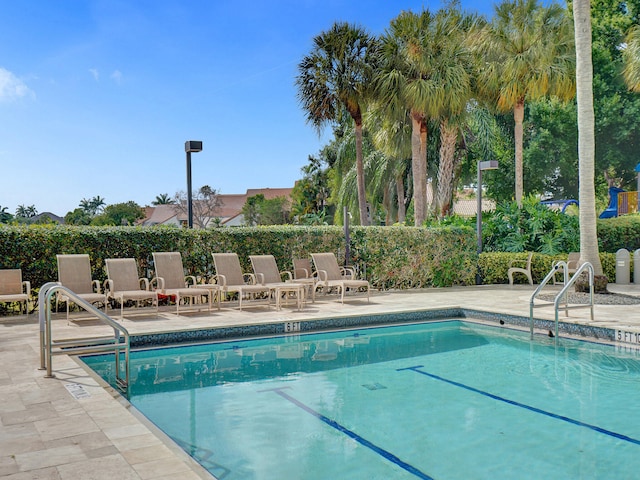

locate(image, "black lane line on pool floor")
[[398, 365, 640, 447], [262, 387, 434, 480]]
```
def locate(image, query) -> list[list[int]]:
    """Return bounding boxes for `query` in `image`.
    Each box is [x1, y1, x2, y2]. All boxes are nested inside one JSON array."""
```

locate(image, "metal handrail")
[[529, 262, 566, 338], [529, 262, 594, 340], [552, 262, 594, 338], [39, 283, 130, 393]]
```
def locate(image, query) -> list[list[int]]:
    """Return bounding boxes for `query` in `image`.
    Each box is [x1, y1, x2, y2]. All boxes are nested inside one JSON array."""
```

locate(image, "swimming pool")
[[82, 320, 640, 479]]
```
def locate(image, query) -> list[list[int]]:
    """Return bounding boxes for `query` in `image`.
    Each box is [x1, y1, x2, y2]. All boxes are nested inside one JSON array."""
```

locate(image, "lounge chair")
[[211, 253, 271, 310], [508, 252, 534, 285], [105, 258, 159, 319], [56, 254, 107, 320], [0, 269, 30, 314], [311, 252, 370, 303], [250, 255, 306, 310], [152, 252, 212, 315], [553, 252, 580, 285], [292, 257, 318, 302]]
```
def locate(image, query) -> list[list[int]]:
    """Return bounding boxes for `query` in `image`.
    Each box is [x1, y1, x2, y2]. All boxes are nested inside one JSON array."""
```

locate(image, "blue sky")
[[1, 0, 503, 216]]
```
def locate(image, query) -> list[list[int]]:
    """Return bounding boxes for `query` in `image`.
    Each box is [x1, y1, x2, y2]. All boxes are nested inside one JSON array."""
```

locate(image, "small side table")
[[272, 283, 306, 311]]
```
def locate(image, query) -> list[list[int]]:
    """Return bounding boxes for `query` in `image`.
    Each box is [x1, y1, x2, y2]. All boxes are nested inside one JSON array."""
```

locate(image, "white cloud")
[[0, 68, 35, 102], [89, 68, 99, 81], [110, 70, 122, 85]]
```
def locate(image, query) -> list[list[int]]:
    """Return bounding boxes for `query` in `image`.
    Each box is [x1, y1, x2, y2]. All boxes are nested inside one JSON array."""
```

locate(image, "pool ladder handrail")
[[38, 282, 130, 393], [529, 262, 594, 339]]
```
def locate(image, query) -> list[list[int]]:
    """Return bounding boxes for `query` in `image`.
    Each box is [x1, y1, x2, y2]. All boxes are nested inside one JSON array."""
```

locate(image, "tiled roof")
[[139, 187, 294, 227]]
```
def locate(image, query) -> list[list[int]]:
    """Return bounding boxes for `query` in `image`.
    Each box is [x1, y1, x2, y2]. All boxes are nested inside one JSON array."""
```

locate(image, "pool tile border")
[[129, 307, 615, 348]]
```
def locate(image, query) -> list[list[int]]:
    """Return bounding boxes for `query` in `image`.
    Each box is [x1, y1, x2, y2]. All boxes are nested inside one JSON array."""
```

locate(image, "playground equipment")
[[599, 186, 626, 219], [540, 199, 579, 213]]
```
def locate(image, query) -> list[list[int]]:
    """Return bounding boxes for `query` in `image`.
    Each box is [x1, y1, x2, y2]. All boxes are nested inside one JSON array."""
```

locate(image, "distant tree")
[[152, 193, 175, 205], [0, 206, 13, 223], [173, 185, 223, 228], [291, 154, 331, 219], [91, 201, 144, 226], [241, 195, 291, 225], [64, 208, 93, 225], [15, 204, 37, 218], [32, 214, 57, 225], [80, 196, 106, 215], [258, 197, 290, 225], [241, 194, 265, 226]]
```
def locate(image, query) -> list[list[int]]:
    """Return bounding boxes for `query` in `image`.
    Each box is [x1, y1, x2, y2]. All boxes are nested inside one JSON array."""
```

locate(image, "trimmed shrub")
[[597, 215, 640, 253], [479, 251, 617, 284], [0, 224, 477, 292]]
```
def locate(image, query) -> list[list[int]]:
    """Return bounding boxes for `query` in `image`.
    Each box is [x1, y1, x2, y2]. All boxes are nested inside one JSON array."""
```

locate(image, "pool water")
[[82, 321, 640, 479]]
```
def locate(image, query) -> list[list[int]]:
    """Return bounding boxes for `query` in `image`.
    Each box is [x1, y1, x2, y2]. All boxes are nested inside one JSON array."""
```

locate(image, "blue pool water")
[[82, 321, 640, 479]]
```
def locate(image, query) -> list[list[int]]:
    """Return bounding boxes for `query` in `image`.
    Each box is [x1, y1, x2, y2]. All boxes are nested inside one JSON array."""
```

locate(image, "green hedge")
[[479, 252, 618, 284], [598, 215, 640, 253], [351, 226, 477, 288], [0, 225, 477, 291]]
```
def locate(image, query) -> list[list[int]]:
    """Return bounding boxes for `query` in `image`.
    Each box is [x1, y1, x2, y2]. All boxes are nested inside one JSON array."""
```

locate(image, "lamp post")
[[476, 160, 499, 284], [185, 140, 203, 228], [344, 206, 350, 267]]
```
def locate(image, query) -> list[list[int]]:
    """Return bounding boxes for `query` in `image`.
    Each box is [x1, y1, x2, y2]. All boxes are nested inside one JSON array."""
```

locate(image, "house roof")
[[138, 187, 294, 227], [32, 212, 65, 224], [139, 205, 179, 225]]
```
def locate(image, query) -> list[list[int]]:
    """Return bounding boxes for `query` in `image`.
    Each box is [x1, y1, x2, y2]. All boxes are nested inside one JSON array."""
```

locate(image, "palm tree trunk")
[[354, 120, 370, 226], [411, 111, 428, 226], [436, 119, 458, 218], [396, 173, 406, 223], [514, 99, 525, 206], [420, 117, 429, 215], [573, 0, 603, 275], [383, 184, 392, 225]]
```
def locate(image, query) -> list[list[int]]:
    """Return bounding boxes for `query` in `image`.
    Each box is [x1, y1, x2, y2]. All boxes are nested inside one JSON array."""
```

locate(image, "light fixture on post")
[[476, 160, 499, 284], [185, 140, 203, 228]]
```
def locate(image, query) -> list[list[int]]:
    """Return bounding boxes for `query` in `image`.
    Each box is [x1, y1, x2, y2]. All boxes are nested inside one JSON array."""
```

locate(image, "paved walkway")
[[2, 283, 640, 479]]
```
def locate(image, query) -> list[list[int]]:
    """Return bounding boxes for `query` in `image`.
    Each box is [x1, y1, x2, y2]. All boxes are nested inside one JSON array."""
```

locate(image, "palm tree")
[[80, 196, 106, 216], [430, 7, 480, 218], [623, 25, 640, 91], [573, 0, 603, 275], [366, 103, 412, 223], [152, 193, 175, 205], [296, 22, 379, 226], [376, 9, 435, 226], [476, 0, 575, 205], [15, 204, 37, 218], [0, 205, 13, 223]]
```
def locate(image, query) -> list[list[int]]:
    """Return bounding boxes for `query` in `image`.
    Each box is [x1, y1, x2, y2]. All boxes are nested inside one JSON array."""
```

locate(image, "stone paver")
[[1, 284, 640, 479]]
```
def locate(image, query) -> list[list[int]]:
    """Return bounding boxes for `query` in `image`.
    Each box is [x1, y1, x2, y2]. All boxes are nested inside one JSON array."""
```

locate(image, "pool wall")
[[128, 308, 616, 348]]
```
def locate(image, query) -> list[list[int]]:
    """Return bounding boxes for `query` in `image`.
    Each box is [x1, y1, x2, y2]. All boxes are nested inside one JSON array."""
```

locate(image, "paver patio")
[[2, 284, 639, 479]]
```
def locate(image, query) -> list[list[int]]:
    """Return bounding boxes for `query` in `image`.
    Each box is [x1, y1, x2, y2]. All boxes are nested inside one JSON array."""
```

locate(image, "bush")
[[0, 224, 477, 293], [482, 196, 580, 254], [597, 214, 640, 252], [479, 251, 617, 284]]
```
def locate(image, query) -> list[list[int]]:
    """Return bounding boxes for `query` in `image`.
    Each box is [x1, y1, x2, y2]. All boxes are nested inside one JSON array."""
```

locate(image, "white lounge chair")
[[211, 253, 271, 310], [311, 252, 370, 303], [56, 254, 107, 320], [105, 258, 158, 319], [292, 257, 319, 302], [250, 254, 306, 310], [0, 269, 30, 314], [152, 252, 212, 315]]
